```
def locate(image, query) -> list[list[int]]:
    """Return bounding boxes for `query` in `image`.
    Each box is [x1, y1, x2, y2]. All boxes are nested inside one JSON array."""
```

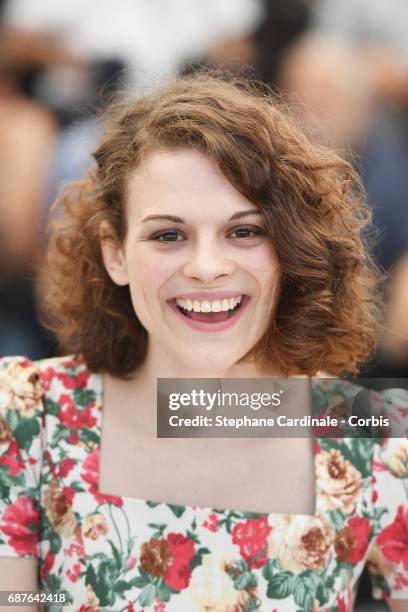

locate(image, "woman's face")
[[102, 149, 281, 372]]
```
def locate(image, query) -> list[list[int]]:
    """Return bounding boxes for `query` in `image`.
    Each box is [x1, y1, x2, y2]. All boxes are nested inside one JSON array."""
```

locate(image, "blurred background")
[[0, 1, 407, 608]]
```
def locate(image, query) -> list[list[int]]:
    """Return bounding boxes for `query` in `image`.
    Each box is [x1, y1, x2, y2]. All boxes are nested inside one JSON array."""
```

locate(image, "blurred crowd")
[[1, 0, 408, 367], [1, 1, 408, 607]]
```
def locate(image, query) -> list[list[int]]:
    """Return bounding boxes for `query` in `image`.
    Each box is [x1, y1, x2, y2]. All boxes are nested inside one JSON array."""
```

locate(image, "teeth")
[[175, 296, 242, 312]]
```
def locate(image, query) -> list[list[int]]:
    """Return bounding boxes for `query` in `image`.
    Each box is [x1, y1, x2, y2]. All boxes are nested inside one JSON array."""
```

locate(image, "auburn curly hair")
[[41, 71, 384, 378]]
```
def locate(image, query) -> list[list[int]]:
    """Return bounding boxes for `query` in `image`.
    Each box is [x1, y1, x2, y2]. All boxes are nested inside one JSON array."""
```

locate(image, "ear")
[[100, 221, 129, 286]]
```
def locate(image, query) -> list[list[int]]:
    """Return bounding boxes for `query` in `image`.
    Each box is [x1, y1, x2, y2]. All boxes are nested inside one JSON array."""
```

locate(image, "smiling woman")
[[98, 147, 281, 372], [0, 72, 407, 611], [42, 72, 381, 380]]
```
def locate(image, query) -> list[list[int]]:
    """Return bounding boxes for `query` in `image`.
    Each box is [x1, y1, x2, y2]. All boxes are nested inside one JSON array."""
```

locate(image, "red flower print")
[[59, 404, 96, 429], [163, 533, 196, 590], [57, 458, 75, 478], [43, 450, 57, 477], [127, 603, 135, 612], [164, 560, 192, 591], [39, 367, 55, 392], [166, 533, 195, 565], [0, 439, 25, 476], [232, 516, 271, 569], [202, 512, 219, 532], [337, 593, 349, 612], [394, 571, 408, 591], [0, 496, 39, 556], [81, 449, 123, 507], [62, 486, 75, 504], [64, 537, 85, 558], [68, 433, 80, 445], [373, 460, 389, 472], [346, 516, 372, 564], [66, 562, 81, 582], [377, 504, 408, 570], [57, 370, 90, 389], [40, 550, 55, 580], [126, 556, 136, 570], [154, 596, 166, 611]]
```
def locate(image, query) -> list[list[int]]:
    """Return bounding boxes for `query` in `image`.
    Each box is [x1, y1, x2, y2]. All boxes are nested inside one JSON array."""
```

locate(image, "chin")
[[174, 347, 246, 374]]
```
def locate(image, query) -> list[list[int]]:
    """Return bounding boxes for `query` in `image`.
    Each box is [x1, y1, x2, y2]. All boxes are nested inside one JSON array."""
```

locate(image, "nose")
[[181, 237, 235, 284]]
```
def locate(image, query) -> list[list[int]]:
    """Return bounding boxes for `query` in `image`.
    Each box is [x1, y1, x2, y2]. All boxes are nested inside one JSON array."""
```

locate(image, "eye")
[[148, 225, 266, 244], [229, 226, 266, 239], [150, 230, 184, 242]]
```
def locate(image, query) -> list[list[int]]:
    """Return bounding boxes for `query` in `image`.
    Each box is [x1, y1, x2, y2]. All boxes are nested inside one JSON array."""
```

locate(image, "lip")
[[172, 290, 245, 300], [167, 295, 251, 332]]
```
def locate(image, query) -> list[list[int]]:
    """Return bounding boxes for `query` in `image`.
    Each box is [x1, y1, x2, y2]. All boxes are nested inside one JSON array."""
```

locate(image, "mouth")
[[167, 295, 251, 332]]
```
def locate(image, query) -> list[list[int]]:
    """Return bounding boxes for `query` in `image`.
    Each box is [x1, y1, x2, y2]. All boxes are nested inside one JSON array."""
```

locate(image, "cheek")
[[244, 247, 281, 314], [245, 244, 280, 284], [127, 250, 176, 306]]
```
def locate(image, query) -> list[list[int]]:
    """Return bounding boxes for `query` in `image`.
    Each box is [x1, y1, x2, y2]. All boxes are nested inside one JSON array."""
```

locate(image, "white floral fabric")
[[0, 355, 407, 612]]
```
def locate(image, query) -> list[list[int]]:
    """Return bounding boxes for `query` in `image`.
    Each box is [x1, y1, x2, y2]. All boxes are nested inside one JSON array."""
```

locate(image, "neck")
[[140, 339, 276, 378], [123, 340, 279, 411]]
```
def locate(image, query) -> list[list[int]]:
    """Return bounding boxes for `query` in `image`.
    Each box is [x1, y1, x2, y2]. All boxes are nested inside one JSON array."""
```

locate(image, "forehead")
[[124, 148, 257, 221]]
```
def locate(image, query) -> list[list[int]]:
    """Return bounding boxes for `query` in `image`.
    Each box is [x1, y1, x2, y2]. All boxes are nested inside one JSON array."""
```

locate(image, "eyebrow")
[[141, 209, 261, 223]]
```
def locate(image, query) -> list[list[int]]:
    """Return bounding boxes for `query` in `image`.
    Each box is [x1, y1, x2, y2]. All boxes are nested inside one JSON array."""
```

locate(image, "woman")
[[0, 72, 407, 611]]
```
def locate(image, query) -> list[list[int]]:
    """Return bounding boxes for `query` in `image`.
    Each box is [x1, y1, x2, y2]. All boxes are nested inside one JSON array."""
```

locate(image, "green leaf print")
[[350, 438, 373, 477], [329, 509, 346, 532], [13, 416, 40, 452], [69, 480, 86, 493], [146, 500, 161, 508], [0, 480, 10, 503], [156, 580, 174, 602], [95, 561, 116, 607], [130, 567, 152, 589], [167, 503, 185, 518], [293, 572, 317, 610], [186, 529, 200, 544], [49, 531, 62, 555], [6, 409, 19, 431], [137, 583, 156, 607], [316, 582, 331, 606], [325, 574, 335, 589], [42, 397, 61, 417], [190, 547, 211, 570], [51, 424, 67, 447], [45, 573, 62, 592], [266, 571, 294, 599], [108, 539, 122, 571], [243, 596, 262, 612], [114, 580, 132, 598], [0, 466, 24, 489], [148, 522, 166, 538], [85, 565, 98, 593], [372, 506, 389, 527], [73, 388, 96, 407], [233, 570, 257, 590], [82, 429, 99, 445], [262, 559, 277, 581]]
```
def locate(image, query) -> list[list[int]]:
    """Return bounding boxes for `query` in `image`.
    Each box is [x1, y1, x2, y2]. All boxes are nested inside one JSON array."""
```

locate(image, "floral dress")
[[0, 355, 407, 612]]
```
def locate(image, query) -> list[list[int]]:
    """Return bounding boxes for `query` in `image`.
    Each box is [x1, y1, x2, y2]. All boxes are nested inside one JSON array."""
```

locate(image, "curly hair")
[[41, 71, 384, 378]]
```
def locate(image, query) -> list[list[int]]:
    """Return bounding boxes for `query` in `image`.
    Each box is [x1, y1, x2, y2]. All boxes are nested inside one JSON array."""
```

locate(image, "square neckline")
[[95, 373, 326, 518]]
